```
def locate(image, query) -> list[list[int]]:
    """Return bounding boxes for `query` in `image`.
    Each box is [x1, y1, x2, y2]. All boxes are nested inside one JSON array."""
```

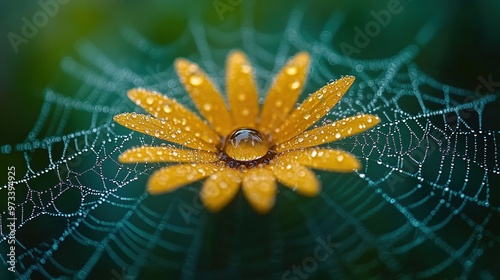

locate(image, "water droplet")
[[220, 181, 228, 189], [335, 132, 341, 139], [238, 94, 246, 101], [286, 66, 298, 75], [290, 81, 301, 89], [310, 150, 317, 157], [189, 75, 202, 86], [163, 104, 172, 113], [275, 100, 283, 108], [203, 103, 212, 111], [337, 154, 344, 162], [131, 112, 137, 118], [146, 96, 154, 105], [223, 128, 270, 161], [303, 113, 311, 120], [241, 64, 251, 73], [242, 109, 250, 116]]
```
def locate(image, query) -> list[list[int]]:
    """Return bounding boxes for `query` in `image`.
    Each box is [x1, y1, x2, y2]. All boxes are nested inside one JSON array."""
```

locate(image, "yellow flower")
[[114, 50, 380, 214]]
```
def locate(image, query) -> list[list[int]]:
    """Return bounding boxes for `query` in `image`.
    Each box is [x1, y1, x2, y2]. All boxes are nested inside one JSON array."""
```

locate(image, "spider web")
[[1, 1, 500, 279]]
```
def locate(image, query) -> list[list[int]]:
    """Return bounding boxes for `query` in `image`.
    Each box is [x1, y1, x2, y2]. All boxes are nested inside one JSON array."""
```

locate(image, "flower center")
[[223, 128, 270, 161]]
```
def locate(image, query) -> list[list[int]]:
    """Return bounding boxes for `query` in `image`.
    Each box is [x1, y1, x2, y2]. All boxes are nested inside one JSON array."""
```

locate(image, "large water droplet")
[[223, 128, 270, 161]]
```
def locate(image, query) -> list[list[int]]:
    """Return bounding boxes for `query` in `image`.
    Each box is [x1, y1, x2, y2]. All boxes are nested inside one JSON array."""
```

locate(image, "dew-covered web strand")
[[1, 1, 499, 279]]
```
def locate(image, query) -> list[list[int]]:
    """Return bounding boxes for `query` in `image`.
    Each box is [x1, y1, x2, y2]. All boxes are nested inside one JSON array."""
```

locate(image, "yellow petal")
[[283, 148, 361, 172], [201, 168, 241, 212], [268, 156, 320, 197], [275, 114, 380, 152], [118, 146, 219, 163], [242, 168, 277, 214], [272, 76, 355, 144], [175, 58, 234, 136], [226, 51, 259, 128], [147, 163, 219, 195], [127, 88, 219, 141], [114, 113, 218, 152], [258, 52, 310, 136]]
